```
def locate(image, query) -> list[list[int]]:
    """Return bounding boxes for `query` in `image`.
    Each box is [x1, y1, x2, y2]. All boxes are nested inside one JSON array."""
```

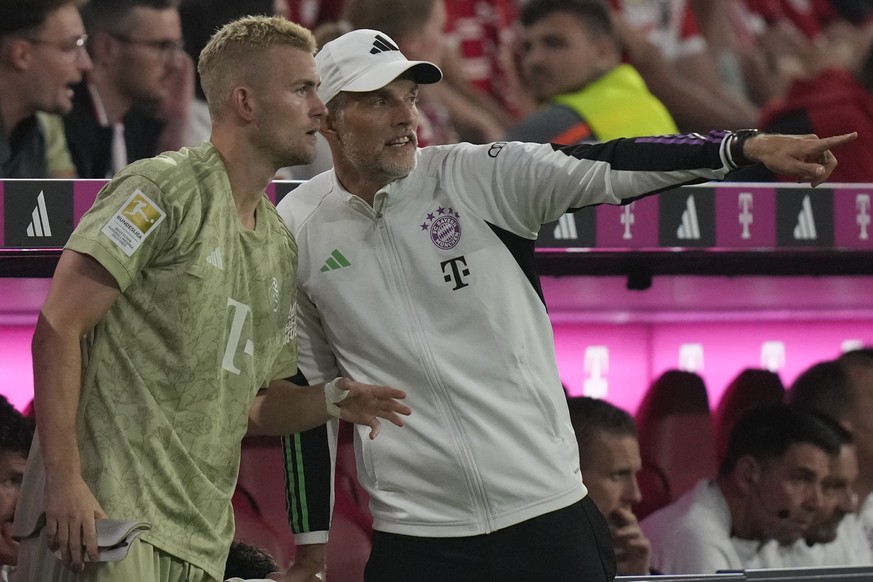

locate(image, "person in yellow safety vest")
[[506, 0, 677, 144]]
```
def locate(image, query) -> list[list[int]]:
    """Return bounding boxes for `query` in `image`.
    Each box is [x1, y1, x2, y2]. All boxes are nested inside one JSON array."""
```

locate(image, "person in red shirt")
[[734, 37, 873, 183]]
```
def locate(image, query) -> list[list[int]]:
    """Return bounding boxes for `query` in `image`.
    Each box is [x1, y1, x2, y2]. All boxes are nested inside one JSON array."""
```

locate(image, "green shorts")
[[12, 533, 215, 582]]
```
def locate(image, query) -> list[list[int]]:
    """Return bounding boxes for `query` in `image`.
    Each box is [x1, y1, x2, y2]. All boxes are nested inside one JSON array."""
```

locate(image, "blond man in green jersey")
[[12, 15, 410, 582]]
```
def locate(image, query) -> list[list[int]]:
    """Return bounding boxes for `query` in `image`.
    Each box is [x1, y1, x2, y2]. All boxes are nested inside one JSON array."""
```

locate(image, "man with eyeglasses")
[[61, 0, 192, 179], [0, 0, 91, 178]]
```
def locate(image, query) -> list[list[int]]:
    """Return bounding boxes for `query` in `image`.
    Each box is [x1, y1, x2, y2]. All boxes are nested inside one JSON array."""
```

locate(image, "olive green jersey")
[[15, 143, 297, 581]]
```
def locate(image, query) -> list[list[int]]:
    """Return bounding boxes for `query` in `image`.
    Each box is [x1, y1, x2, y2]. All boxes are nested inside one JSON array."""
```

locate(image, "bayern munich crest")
[[420, 205, 462, 249]]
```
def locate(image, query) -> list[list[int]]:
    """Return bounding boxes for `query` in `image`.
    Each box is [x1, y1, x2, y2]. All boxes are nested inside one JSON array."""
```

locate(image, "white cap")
[[316, 29, 443, 105]]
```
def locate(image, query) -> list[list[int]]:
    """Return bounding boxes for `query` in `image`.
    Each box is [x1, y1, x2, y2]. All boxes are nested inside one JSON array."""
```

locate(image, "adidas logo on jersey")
[[26, 191, 52, 237], [321, 249, 351, 272], [370, 34, 399, 54], [206, 247, 224, 270]]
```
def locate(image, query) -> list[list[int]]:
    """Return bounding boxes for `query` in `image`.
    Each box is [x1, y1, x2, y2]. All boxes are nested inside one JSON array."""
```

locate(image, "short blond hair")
[[198, 15, 316, 117]]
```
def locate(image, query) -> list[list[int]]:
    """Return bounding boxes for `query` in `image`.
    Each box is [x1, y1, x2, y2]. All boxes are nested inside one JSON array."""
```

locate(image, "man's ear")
[[232, 85, 256, 122], [735, 455, 760, 495], [6, 38, 34, 72], [593, 34, 620, 74], [88, 31, 116, 65]]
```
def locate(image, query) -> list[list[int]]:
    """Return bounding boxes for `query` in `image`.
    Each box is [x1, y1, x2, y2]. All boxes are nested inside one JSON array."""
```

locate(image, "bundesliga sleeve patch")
[[101, 189, 167, 256]]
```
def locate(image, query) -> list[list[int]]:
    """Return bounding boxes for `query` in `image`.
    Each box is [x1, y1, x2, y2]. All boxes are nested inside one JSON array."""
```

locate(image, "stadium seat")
[[635, 370, 717, 502]]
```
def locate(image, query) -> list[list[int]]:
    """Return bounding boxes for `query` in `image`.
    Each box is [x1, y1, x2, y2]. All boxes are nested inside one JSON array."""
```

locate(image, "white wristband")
[[324, 377, 349, 417]]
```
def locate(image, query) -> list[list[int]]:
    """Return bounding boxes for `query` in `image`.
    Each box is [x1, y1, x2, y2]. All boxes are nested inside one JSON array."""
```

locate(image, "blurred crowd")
[[4, 0, 873, 182]]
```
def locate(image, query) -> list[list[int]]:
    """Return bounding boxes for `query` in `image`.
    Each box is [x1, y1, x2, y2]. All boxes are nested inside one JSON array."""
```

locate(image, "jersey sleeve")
[[438, 131, 734, 238], [283, 371, 338, 545], [65, 171, 175, 291], [295, 283, 342, 385], [283, 288, 342, 542]]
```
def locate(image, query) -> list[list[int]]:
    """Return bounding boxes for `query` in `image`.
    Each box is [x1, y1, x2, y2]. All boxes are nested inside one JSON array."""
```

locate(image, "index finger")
[[609, 505, 637, 526], [810, 132, 858, 151]]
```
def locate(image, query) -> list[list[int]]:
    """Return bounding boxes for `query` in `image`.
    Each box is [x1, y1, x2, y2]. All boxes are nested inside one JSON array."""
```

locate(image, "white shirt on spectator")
[[641, 478, 784, 574], [642, 479, 748, 574]]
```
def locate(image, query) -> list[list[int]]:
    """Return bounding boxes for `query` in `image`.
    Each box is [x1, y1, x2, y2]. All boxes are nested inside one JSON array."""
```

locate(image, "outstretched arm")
[[742, 132, 857, 187], [247, 377, 410, 438]]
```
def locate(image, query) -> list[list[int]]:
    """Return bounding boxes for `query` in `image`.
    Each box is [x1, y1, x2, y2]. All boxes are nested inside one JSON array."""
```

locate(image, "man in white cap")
[[275, 28, 856, 582]]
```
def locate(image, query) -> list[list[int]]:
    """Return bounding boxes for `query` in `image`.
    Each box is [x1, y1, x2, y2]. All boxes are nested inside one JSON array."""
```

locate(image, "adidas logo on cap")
[[370, 34, 398, 55], [315, 28, 442, 105]]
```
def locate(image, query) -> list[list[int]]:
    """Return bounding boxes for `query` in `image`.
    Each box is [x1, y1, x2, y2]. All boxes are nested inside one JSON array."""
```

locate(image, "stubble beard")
[[259, 128, 316, 170], [341, 125, 416, 183], [282, 139, 317, 168]]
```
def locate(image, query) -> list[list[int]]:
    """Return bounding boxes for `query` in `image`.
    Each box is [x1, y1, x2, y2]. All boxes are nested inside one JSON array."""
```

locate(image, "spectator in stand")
[[610, 0, 760, 132], [797, 414, 865, 566], [697, 0, 873, 114], [640, 405, 841, 574], [441, 0, 521, 141], [839, 349, 873, 558], [0, 396, 34, 581], [343, 0, 457, 147], [691, 0, 782, 108], [0, 0, 91, 178], [567, 396, 652, 575], [802, 416, 859, 550], [61, 0, 192, 178], [789, 349, 873, 561], [749, 374, 865, 569], [285, 0, 345, 30], [732, 33, 873, 183], [785, 360, 872, 566], [506, 0, 677, 144], [179, 0, 285, 148], [38, 114, 78, 177]]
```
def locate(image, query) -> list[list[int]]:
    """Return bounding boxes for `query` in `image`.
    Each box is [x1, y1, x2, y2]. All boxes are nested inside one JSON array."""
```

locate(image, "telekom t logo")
[[223, 298, 254, 374], [857, 194, 871, 240], [761, 341, 785, 372], [440, 256, 470, 290], [583, 346, 609, 398], [620, 203, 635, 240], [738, 192, 754, 240]]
